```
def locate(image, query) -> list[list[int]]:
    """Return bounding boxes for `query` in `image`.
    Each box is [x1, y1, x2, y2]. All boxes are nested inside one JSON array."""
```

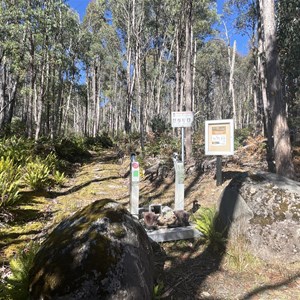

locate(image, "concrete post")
[[174, 159, 185, 210], [130, 153, 139, 216]]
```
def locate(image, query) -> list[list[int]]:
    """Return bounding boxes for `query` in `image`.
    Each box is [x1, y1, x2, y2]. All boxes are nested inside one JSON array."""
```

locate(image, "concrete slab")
[[146, 226, 203, 243]]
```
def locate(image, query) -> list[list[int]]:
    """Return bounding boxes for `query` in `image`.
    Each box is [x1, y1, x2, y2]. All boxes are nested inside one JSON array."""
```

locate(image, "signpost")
[[130, 153, 139, 216], [171, 111, 194, 210], [171, 111, 194, 164], [205, 119, 234, 185]]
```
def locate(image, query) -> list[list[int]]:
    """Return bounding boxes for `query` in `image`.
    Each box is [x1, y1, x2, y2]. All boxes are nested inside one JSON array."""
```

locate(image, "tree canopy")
[[0, 0, 299, 177]]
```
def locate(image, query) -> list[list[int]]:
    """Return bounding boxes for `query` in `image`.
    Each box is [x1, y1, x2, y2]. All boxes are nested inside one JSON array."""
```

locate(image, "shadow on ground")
[[153, 171, 299, 299]]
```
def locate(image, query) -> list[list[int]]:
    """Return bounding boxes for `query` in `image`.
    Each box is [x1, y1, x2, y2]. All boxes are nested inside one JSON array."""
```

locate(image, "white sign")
[[212, 134, 226, 146], [205, 119, 234, 156], [172, 111, 194, 128]]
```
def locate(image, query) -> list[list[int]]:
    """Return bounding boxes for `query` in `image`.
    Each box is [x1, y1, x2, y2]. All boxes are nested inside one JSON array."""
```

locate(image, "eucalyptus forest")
[[1, 1, 300, 299], [1, 0, 300, 175]]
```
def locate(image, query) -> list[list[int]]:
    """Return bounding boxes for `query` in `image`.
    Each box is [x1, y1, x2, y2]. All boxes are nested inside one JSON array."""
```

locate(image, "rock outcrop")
[[217, 172, 300, 262], [29, 199, 154, 299]]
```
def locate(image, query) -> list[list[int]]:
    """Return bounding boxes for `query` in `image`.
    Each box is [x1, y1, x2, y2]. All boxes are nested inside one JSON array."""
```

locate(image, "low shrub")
[[234, 127, 252, 149], [52, 170, 66, 187], [96, 132, 114, 148], [54, 137, 91, 163], [0, 136, 33, 165], [23, 158, 51, 191], [145, 134, 180, 159], [0, 157, 21, 207], [192, 206, 227, 252], [150, 115, 171, 137], [5, 242, 40, 300], [153, 281, 164, 299]]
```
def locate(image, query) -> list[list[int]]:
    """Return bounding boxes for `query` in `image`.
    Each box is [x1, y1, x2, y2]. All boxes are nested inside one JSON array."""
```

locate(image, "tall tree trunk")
[[229, 40, 237, 127], [175, 27, 182, 112], [92, 63, 98, 137], [260, 0, 294, 178], [185, 0, 193, 161]]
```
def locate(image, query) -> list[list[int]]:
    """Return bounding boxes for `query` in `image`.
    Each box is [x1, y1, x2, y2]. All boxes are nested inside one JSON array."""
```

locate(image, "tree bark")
[[260, 0, 294, 178], [184, 0, 193, 162]]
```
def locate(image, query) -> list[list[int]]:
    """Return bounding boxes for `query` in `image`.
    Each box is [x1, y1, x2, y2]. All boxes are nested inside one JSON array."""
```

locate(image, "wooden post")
[[216, 156, 222, 186]]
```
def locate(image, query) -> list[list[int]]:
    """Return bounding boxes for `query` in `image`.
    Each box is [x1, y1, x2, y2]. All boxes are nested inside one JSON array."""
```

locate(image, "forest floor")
[[0, 136, 300, 299]]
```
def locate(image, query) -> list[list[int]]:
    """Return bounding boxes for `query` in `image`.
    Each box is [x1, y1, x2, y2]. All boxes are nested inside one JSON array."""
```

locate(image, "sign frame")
[[205, 119, 234, 156], [171, 111, 194, 128]]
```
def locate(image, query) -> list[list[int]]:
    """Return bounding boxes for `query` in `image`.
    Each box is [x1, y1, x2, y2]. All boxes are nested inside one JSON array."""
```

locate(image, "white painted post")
[[174, 161, 185, 210], [181, 127, 185, 165], [130, 154, 139, 217], [171, 112, 194, 212]]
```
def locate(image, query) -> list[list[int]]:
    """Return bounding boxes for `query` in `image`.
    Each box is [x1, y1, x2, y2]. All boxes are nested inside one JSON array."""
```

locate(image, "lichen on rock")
[[217, 172, 300, 263], [28, 199, 154, 299]]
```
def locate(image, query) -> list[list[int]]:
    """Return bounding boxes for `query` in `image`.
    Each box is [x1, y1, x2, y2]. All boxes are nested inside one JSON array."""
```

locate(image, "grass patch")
[[224, 234, 261, 272]]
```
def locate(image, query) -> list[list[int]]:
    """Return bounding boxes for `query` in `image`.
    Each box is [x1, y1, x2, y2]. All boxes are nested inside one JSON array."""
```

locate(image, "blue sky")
[[66, 0, 249, 56]]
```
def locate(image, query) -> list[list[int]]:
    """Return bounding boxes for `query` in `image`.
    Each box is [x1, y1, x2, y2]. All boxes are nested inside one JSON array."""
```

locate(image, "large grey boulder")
[[29, 199, 154, 299], [217, 172, 300, 262]]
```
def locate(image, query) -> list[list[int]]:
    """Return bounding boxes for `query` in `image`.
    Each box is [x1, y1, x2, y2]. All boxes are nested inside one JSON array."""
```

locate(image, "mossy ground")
[[1, 143, 300, 299]]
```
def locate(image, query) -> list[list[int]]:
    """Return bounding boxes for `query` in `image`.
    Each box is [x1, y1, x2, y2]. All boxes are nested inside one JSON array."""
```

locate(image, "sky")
[[66, 0, 250, 56]]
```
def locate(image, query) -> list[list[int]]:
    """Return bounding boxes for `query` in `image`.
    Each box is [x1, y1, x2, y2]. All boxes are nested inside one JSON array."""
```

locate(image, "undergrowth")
[[2, 242, 40, 300], [192, 206, 227, 252], [224, 231, 261, 272]]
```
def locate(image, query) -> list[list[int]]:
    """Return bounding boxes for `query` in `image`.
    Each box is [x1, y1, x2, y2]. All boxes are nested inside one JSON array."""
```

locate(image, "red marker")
[[132, 162, 139, 169]]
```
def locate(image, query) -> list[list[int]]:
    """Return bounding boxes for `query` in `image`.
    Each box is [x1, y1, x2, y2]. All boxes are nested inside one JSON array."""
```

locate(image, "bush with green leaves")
[[0, 157, 21, 207], [192, 206, 227, 252], [146, 134, 180, 159], [4, 242, 40, 300], [150, 115, 171, 137], [0, 136, 33, 165], [54, 137, 91, 163], [7, 117, 27, 137], [23, 158, 51, 191], [85, 133, 115, 149], [43, 152, 60, 173], [234, 127, 252, 149], [52, 170, 66, 187], [153, 281, 164, 299]]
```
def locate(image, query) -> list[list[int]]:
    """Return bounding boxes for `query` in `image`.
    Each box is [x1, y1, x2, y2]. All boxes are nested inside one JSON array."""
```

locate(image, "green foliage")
[[150, 115, 171, 137], [0, 157, 21, 207], [234, 127, 252, 149], [5, 242, 40, 300], [0, 137, 34, 165], [23, 158, 51, 191], [54, 137, 91, 163], [85, 133, 114, 149], [153, 281, 164, 299], [225, 235, 260, 272], [145, 134, 180, 158], [3, 117, 27, 137], [52, 170, 66, 187], [193, 206, 227, 252], [43, 152, 60, 173]]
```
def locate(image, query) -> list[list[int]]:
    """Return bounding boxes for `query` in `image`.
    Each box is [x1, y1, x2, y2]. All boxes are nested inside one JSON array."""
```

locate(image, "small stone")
[[200, 291, 211, 297]]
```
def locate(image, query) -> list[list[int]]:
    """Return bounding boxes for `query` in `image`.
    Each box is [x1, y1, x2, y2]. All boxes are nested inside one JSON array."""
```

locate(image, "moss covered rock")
[[218, 172, 300, 262], [28, 199, 153, 299]]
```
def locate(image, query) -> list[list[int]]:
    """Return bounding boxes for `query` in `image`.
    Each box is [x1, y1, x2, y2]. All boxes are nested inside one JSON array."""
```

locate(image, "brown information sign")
[[205, 119, 234, 155]]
